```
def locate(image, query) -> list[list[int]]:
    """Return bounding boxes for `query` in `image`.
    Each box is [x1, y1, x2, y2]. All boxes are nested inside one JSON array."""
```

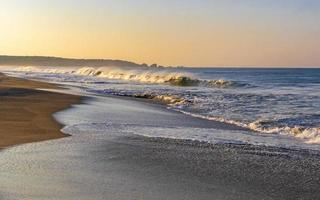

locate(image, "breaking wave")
[[175, 110, 320, 145], [15, 66, 243, 88], [248, 120, 320, 144], [91, 89, 192, 107], [134, 94, 191, 106], [90, 87, 320, 145]]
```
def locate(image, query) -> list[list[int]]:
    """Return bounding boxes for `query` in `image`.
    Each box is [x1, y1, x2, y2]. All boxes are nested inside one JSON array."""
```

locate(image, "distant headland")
[[0, 55, 172, 68]]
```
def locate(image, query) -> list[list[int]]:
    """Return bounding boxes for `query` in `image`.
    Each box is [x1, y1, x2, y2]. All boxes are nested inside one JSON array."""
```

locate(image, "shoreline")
[[1, 93, 318, 199], [0, 73, 81, 149], [3, 72, 320, 152], [0, 77, 319, 199]]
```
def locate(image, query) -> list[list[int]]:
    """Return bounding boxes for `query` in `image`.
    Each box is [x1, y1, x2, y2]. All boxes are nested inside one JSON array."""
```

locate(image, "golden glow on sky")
[[0, 0, 319, 67]]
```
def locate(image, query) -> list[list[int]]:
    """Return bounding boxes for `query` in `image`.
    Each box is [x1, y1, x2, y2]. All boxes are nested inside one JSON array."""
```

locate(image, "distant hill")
[[0, 55, 146, 67]]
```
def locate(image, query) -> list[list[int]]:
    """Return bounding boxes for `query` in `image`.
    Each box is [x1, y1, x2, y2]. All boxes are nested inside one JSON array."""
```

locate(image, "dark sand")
[[110, 135, 320, 200], [0, 73, 81, 148]]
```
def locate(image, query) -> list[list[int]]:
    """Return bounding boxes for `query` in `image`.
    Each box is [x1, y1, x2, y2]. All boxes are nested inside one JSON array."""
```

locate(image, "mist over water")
[[15, 66, 238, 87], [5, 66, 320, 147]]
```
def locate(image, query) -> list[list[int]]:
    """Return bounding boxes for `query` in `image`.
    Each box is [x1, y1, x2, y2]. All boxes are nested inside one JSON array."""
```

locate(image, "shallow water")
[[55, 96, 320, 150]]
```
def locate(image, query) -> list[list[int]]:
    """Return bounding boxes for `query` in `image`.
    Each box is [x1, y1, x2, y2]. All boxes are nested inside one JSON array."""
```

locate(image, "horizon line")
[[1, 54, 319, 68]]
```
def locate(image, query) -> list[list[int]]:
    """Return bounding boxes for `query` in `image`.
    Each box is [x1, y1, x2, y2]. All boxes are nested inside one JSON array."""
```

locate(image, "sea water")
[[3, 66, 320, 146]]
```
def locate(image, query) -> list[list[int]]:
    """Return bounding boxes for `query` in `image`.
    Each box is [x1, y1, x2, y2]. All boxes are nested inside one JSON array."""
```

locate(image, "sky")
[[0, 0, 319, 67]]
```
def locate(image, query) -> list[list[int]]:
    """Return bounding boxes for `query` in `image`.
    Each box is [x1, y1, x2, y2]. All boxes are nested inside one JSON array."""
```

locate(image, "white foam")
[[173, 109, 320, 145], [15, 66, 73, 74], [15, 66, 190, 84], [14, 66, 236, 87], [248, 121, 320, 144]]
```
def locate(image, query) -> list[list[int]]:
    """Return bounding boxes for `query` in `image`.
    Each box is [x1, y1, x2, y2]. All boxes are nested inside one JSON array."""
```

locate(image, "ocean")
[[4, 66, 320, 148]]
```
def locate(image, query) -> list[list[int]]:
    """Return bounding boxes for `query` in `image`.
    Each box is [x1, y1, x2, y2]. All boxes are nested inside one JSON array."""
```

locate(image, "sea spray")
[[15, 66, 240, 88]]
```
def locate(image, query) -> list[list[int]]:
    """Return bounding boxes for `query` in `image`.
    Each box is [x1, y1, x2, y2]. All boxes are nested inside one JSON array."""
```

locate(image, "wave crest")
[[137, 94, 191, 106], [15, 66, 241, 88], [248, 120, 320, 144], [166, 77, 235, 87]]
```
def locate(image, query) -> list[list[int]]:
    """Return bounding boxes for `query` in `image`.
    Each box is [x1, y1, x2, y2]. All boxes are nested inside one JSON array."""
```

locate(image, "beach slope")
[[0, 73, 80, 148]]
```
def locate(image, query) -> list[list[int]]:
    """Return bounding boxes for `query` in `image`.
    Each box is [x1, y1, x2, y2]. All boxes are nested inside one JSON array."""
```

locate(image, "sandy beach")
[[1, 0, 320, 199], [0, 73, 81, 148], [1, 95, 319, 200]]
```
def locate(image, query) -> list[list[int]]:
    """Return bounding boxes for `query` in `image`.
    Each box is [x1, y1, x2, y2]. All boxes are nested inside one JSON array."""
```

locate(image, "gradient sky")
[[1, 0, 319, 67]]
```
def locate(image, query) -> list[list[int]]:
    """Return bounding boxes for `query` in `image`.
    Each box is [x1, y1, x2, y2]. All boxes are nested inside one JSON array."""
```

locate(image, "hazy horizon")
[[1, 54, 320, 68], [1, 0, 319, 67]]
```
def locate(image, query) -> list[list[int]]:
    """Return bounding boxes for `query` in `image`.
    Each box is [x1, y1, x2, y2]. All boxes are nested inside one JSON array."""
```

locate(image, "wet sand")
[[0, 73, 81, 148], [1, 96, 318, 200]]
